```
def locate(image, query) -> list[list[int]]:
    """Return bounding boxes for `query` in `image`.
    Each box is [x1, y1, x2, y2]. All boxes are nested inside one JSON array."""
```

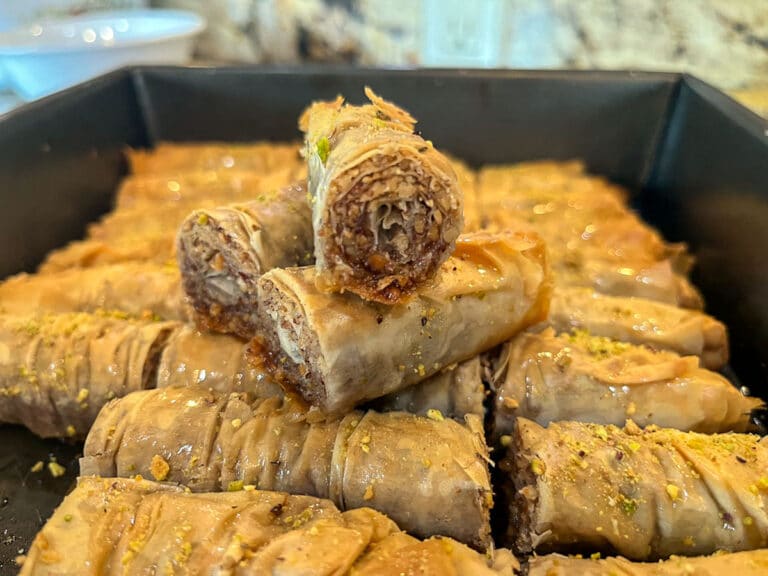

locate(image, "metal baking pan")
[[0, 67, 767, 572]]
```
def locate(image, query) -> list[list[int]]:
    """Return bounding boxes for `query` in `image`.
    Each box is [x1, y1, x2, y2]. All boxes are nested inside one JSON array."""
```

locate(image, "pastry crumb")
[[150, 455, 170, 481]]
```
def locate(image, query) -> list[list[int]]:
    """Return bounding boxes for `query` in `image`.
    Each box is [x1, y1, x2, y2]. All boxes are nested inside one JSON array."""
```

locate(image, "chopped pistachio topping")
[[65, 425, 76, 437], [593, 426, 609, 441], [63, 514, 73, 522], [48, 461, 66, 478], [666, 484, 681, 500], [499, 435, 512, 448], [316, 137, 330, 164], [231, 418, 242, 429], [228, 480, 244, 492], [567, 329, 630, 358], [196, 213, 209, 226], [590, 552, 601, 560], [530, 458, 546, 476], [30, 461, 43, 473], [744, 516, 754, 526], [618, 495, 638, 516], [24, 320, 41, 336], [426, 409, 444, 422]]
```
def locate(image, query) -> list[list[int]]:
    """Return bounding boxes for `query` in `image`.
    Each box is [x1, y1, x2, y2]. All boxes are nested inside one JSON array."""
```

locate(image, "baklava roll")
[[157, 327, 482, 418], [546, 287, 728, 369], [0, 263, 186, 321], [300, 87, 463, 302], [477, 160, 589, 198], [528, 550, 768, 576], [554, 256, 704, 309], [176, 182, 314, 338], [0, 313, 178, 438], [81, 387, 493, 549], [87, 200, 220, 244], [38, 235, 176, 273], [491, 328, 759, 438], [369, 356, 485, 419], [256, 230, 550, 414], [127, 141, 302, 174], [21, 477, 516, 575], [115, 166, 302, 210], [504, 418, 768, 560], [155, 325, 282, 398]]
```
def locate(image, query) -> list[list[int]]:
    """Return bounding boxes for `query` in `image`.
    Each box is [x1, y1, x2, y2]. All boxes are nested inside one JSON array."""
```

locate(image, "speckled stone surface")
[[156, 0, 768, 90]]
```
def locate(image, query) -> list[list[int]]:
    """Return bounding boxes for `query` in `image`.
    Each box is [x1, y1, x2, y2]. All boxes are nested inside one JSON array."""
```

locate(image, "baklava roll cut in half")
[[257, 230, 551, 415], [490, 328, 759, 438], [0, 313, 179, 439], [300, 87, 463, 302], [81, 386, 493, 549], [528, 550, 768, 576], [504, 418, 768, 560], [176, 182, 314, 338], [21, 478, 517, 576]]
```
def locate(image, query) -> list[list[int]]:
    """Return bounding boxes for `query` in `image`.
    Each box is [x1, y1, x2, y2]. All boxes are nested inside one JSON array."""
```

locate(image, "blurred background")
[[0, 0, 766, 116]]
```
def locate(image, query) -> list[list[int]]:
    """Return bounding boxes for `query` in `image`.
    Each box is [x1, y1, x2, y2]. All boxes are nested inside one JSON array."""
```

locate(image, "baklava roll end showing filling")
[[176, 182, 313, 339], [301, 87, 463, 303]]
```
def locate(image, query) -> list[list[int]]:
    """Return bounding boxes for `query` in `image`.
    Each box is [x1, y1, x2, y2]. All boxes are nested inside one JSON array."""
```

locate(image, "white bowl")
[[0, 9, 205, 100]]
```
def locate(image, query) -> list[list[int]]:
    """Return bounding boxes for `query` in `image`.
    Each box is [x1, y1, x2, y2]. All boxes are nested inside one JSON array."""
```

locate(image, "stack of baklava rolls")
[[6, 89, 766, 574]]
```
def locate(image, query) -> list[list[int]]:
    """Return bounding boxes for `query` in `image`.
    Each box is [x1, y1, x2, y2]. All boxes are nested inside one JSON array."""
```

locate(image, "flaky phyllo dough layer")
[[300, 87, 463, 303]]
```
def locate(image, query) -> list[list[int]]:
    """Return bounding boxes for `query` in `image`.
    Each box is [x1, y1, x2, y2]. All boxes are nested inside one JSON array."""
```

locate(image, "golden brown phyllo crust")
[[20, 477, 517, 575], [81, 387, 494, 549], [255, 230, 551, 415], [504, 418, 768, 560], [300, 87, 463, 303]]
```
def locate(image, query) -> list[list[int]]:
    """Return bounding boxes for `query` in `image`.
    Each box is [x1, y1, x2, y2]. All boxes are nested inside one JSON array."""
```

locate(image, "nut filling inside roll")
[[324, 153, 460, 300]]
